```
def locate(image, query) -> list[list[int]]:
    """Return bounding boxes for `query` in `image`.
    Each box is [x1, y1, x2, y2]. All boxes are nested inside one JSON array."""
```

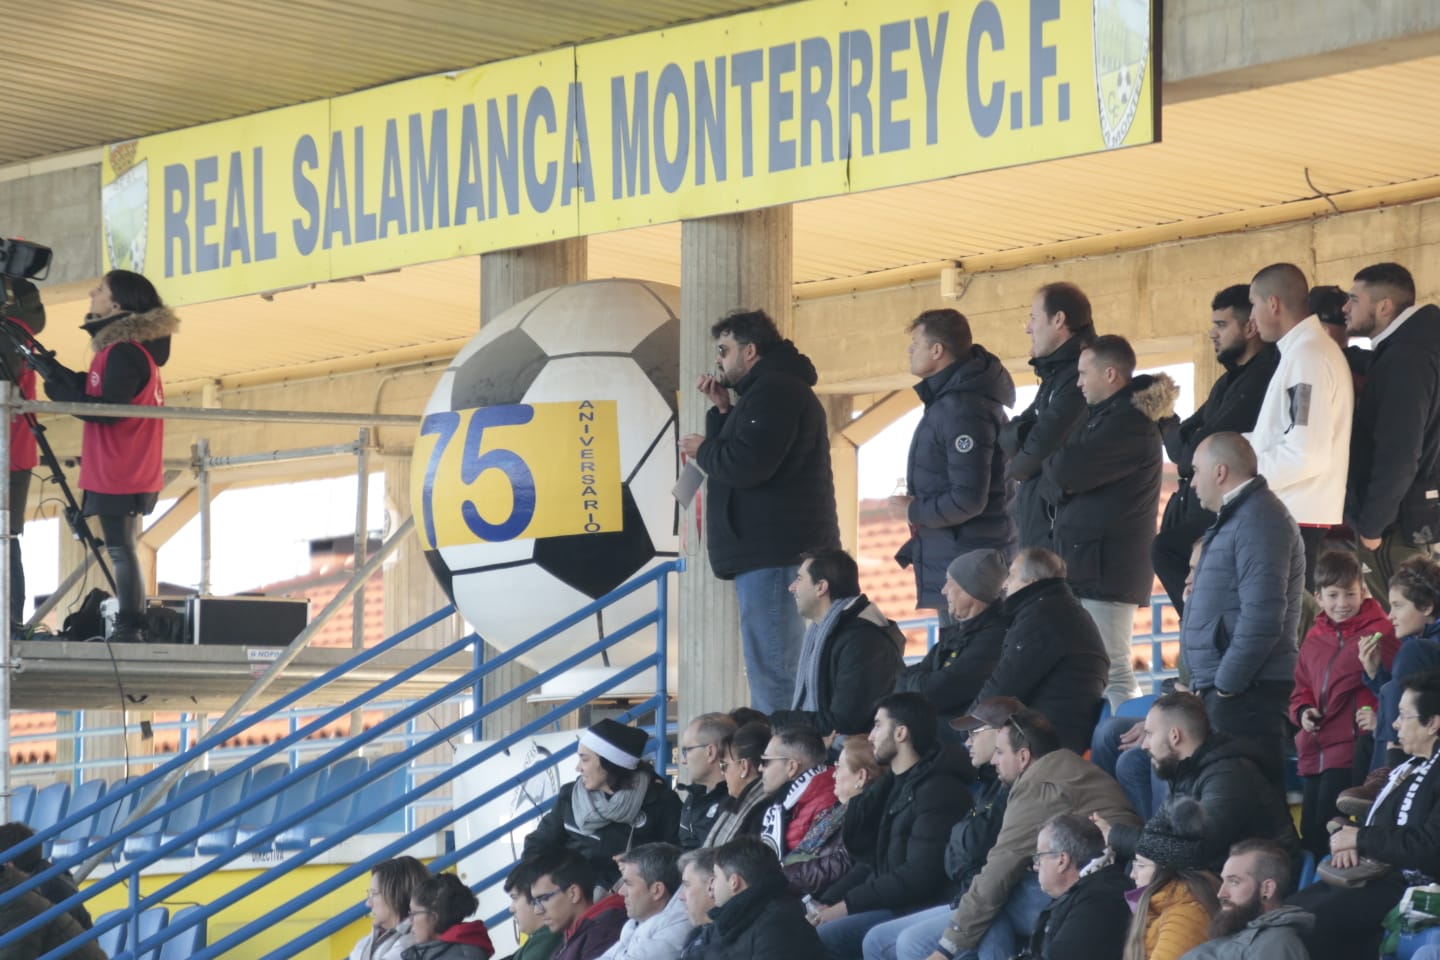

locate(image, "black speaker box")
[[188, 596, 310, 647]]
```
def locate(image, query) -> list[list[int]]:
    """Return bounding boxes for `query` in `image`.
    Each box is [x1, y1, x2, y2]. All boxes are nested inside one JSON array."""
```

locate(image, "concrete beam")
[[0, 162, 101, 287]]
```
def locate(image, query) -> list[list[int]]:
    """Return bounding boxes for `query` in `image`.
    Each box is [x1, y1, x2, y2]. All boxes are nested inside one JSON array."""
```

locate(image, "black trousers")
[[9, 469, 28, 624], [1202, 682, 1291, 782], [1299, 768, 1354, 859], [1290, 869, 1406, 960], [97, 513, 144, 621]]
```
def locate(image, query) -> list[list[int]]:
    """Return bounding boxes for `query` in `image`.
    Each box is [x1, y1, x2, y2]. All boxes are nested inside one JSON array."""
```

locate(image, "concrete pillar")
[[478, 240, 587, 739], [678, 206, 793, 718], [826, 395, 859, 555], [1192, 334, 1223, 404]]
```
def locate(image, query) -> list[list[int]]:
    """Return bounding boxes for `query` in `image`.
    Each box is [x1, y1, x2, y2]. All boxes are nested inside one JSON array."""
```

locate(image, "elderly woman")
[[1122, 799, 1219, 960], [1290, 669, 1440, 960], [352, 857, 431, 960], [783, 735, 881, 896], [403, 874, 494, 960], [521, 719, 680, 889]]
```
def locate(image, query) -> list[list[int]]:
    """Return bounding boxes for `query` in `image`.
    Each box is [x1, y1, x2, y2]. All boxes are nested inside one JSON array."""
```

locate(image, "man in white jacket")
[[599, 843, 694, 960], [1245, 262, 1353, 588]]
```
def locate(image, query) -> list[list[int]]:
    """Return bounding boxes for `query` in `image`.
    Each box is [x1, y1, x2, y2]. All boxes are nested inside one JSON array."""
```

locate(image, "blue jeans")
[[734, 564, 806, 714], [862, 874, 1051, 960], [1090, 717, 1166, 820], [819, 908, 896, 960]]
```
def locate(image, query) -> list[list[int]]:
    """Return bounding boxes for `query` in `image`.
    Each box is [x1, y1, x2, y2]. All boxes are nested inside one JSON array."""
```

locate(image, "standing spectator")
[[677, 848, 719, 959], [405, 873, 495, 960], [810, 694, 971, 957], [523, 719, 681, 889], [1040, 334, 1176, 707], [352, 856, 430, 960], [1123, 799, 1220, 960], [1360, 556, 1440, 774], [706, 836, 824, 958], [1245, 262, 1353, 588], [598, 844, 692, 960], [1000, 282, 1096, 550], [895, 549, 1011, 740], [972, 548, 1110, 753], [1177, 841, 1311, 960], [1311, 285, 1368, 394], [892, 308, 1016, 624], [1021, 814, 1129, 960], [0, 863, 104, 960], [756, 727, 836, 859], [770, 548, 905, 737], [678, 309, 840, 713], [678, 714, 737, 851], [1290, 550, 1397, 857], [0, 822, 92, 930], [501, 860, 562, 960], [1154, 285, 1279, 612], [928, 709, 1139, 960], [1183, 433, 1305, 773], [704, 721, 772, 847], [530, 853, 627, 960], [784, 737, 881, 898], [1343, 262, 1440, 603]]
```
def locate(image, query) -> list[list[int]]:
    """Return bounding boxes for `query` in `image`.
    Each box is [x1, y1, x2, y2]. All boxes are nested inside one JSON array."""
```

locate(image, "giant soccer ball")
[[420, 279, 680, 696]]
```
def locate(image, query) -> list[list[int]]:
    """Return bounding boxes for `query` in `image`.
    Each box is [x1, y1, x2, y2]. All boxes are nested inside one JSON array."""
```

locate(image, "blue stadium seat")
[[275, 755, 369, 850], [94, 909, 127, 959], [28, 782, 71, 858], [51, 779, 106, 857], [1296, 850, 1318, 890], [239, 762, 324, 852], [197, 762, 286, 855], [171, 767, 244, 857], [125, 770, 214, 859], [1115, 694, 1157, 718], [8, 783, 35, 824], [359, 763, 410, 834], [133, 905, 169, 960], [52, 777, 135, 864], [158, 905, 206, 960], [1394, 926, 1440, 959]]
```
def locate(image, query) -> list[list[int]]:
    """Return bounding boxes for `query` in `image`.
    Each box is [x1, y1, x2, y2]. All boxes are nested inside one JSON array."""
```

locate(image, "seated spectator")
[[0, 862, 104, 960], [860, 697, 1022, 960], [529, 851, 627, 960], [757, 727, 836, 858], [1179, 840, 1311, 960], [1123, 799, 1220, 960], [1290, 549, 1397, 858], [405, 873, 495, 960], [704, 721, 772, 847], [784, 736, 881, 898], [1020, 814, 1128, 960], [500, 859, 562, 960], [599, 843, 692, 960], [0, 821, 93, 930], [353, 856, 430, 960], [931, 708, 1139, 960], [1291, 670, 1440, 960], [769, 548, 906, 737], [1360, 556, 1440, 773], [679, 713, 738, 851], [706, 836, 824, 957], [1097, 693, 1300, 874], [894, 549, 1011, 741], [523, 719, 681, 889], [809, 694, 971, 957], [677, 848, 719, 959], [970, 548, 1110, 753]]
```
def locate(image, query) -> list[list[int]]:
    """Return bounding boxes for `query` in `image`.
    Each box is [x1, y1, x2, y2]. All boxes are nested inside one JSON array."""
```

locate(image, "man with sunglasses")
[[757, 727, 836, 859], [529, 851, 626, 960]]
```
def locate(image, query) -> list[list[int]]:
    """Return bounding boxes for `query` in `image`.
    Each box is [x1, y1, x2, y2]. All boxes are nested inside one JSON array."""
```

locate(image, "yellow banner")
[[412, 400, 622, 549], [101, 0, 1156, 306]]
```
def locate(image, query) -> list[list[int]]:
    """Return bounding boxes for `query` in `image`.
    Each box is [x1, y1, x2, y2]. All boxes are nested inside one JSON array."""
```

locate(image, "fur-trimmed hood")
[[1128, 372, 1179, 422], [84, 307, 179, 365]]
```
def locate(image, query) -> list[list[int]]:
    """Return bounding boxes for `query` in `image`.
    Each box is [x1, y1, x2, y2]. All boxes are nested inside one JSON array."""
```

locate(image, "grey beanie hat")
[[946, 549, 1009, 604]]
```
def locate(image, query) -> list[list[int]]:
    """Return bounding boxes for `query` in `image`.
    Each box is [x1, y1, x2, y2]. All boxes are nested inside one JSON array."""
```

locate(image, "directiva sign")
[[101, 0, 1156, 306]]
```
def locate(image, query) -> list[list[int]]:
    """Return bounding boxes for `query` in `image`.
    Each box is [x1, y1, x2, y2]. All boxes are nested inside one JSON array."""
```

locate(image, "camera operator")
[[0, 278, 45, 633], [37, 270, 177, 643]]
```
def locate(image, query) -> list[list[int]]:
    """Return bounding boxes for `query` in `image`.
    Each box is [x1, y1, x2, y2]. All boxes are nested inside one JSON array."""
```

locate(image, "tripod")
[[0, 298, 118, 601]]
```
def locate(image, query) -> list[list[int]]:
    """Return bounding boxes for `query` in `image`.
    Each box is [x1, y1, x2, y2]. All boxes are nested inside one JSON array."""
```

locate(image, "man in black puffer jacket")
[[1020, 814, 1129, 960], [680, 309, 840, 714], [705, 836, 822, 959], [971, 549, 1109, 753], [893, 309, 1016, 624], [810, 694, 972, 957], [999, 282, 1095, 550]]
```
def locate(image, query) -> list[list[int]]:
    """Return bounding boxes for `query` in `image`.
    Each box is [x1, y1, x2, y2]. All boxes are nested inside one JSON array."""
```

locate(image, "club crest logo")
[[955, 435, 975, 454], [1093, 0, 1151, 149]]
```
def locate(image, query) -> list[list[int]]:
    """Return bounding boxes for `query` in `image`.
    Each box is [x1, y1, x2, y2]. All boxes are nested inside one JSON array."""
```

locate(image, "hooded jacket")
[[820, 745, 973, 915], [0, 864, 105, 960], [999, 333, 1092, 550], [769, 594, 905, 736], [695, 340, 840, 578], [897, 346, 1017, 607], [553, 895, 627, 960], [943, 768, 1008, 905], [701, 873, 823, 960], [896, 604, 1010, 734], [1291, 597, 1397, 775], [522, 771, 681, 889], [1138, 878, 1214, 960], [1176, 905, 1313, 960], [1346, 303, 1440, 543], [973, 578, 1110, 753], [1020, 862, 1130, 960], [402, 921, 495, 960], [1040, 373, 1178, 605]]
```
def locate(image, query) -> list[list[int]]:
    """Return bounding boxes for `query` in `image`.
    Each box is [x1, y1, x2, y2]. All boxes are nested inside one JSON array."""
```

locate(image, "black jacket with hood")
[[696, 340, 840, 578], [701, 872, 822, 960], [896, 604, 1010, 734], [897, 346, 1017, 608], [521, 770, 681, 889], [44, 307, 178, 413]]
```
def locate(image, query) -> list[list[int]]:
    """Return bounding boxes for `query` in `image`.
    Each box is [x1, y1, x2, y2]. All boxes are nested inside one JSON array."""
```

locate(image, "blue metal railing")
[[0, 559, 680, 960]]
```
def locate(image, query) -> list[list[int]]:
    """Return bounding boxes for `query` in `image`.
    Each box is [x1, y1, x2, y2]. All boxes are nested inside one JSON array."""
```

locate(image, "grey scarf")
[[570, 770, 649, 835], [792, 597, 857, 710]]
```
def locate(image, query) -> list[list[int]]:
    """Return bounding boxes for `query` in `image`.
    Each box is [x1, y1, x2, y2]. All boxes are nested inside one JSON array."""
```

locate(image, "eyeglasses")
[[1031, 851, 1063, 867], [758, 755, 790, 769], [530, 889, 563, 911], [679, 743, 711, 757], [718, 760, 731, 772], [1398, 712, 1423, 721], [409, 907, 435, 918]]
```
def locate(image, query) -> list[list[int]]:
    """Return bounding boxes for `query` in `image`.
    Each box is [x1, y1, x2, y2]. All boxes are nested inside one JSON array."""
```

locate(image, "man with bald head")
[[1181, 432, 1305, 774], [1245, 262, 1353, 588]]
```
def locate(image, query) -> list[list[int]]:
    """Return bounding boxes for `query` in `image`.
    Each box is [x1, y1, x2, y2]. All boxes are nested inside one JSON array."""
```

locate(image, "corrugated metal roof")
[[5, 0, 785, 166]]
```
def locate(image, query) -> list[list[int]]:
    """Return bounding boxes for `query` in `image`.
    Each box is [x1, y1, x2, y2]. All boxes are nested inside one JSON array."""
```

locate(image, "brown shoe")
[[1336, 766, 1391, 818]]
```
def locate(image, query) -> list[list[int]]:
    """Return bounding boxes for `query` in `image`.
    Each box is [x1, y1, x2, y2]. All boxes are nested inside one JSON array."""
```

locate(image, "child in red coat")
[[1291, 550, 1398, 858]]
